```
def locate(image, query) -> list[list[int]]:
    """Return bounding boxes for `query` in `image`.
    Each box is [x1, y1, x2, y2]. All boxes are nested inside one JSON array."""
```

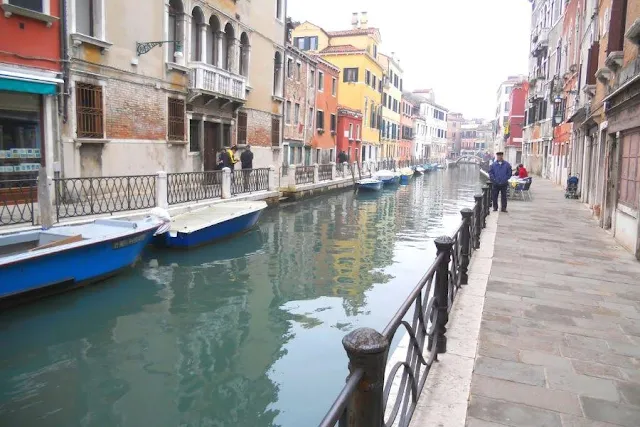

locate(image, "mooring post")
[[474, 194, 483, 249], [428, 236, 454, 354]]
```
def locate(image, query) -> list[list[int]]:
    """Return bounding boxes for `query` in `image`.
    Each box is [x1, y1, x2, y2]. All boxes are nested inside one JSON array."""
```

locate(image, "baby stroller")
[[565, 176, 579, 199]]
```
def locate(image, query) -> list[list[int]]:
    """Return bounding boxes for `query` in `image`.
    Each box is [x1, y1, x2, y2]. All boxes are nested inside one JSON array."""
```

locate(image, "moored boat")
[[414, 166, 425, 175], [0, 215, 168, 307], [374, 170, 400, 186], [399, 167, 413, 184], [154, 201, 268, 249], [356, 178, 383, 192]]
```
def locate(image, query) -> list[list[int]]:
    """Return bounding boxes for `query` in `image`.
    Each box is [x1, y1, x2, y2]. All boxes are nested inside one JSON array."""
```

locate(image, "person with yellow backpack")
[[227, 146, 239, 169]]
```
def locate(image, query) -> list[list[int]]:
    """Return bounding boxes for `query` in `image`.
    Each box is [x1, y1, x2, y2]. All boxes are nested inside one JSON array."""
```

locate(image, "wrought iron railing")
[[231, 168, 270, 195], [0, 178, 37, 226], [295, 166, 314, 185], [54, 175, 157, 220], [167, 171, 222, 205], [318, 184, 492, 427], [318, 164, 332, 181]]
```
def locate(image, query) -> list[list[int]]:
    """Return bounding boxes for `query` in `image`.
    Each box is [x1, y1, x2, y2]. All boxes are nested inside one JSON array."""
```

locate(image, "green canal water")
[[0, 166, 481, 427]]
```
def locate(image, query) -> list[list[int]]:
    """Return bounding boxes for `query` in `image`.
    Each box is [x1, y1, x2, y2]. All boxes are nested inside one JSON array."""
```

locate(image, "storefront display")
[[0, 92, 42, 179]]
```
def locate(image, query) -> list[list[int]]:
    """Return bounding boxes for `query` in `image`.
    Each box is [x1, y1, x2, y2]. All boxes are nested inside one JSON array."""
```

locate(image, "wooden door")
[[203, 122, 217, 171]]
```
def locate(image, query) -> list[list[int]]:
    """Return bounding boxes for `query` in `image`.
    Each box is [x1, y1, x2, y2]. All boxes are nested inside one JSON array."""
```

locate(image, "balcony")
[[531, 28, 549, 57], [188, 62, 247, 102]]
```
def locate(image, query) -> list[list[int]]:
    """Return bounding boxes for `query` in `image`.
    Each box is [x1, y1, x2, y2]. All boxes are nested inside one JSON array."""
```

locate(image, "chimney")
[[360, 11, 368, 28], [351, 12, 359, 29]]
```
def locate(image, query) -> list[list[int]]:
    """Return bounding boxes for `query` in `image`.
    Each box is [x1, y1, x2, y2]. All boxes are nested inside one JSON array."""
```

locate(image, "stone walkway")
[[467, 179, 640, 427]]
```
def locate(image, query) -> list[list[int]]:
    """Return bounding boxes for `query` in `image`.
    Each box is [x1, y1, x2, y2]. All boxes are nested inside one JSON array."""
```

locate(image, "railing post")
[[156, 171, 169, 209], [222, 167, 231, 199], [330, 161, 336, 180], [459, 208, 473, 285], [36, 168, 54, 228], [313, 163, 319, 183], [484, 183, 492, 221], [481, 186, 488, 229], [268, 166, 276, 191], [342, 327, 388, 427], [473, 194, 483, 249], [288, 165, 297, 188], [428, 236, 454, 354]]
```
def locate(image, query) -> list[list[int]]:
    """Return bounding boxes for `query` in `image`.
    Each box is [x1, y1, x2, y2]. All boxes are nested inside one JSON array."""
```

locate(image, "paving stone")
[[474, 356, 546, 386], [466, 417, 510, 427], [519, 349, 573, 369], [478, 341, 520, 361], [481, 331, 561, 354], [467, 395, 562, 427], [570, 360, 625, 381], [562, 334, 610, 352], [607, 340, 640, 358], [471, 374, 582, 415], [546, 368, 619, 401], [617, 381, 640, 406], [559, 345, 640, 370], [560, 414, 626, 427], [580, 396, 640, 427]]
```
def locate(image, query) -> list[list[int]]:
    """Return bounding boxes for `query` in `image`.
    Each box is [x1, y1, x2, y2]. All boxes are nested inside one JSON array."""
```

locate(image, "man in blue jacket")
[[489, 151, 512, 212]]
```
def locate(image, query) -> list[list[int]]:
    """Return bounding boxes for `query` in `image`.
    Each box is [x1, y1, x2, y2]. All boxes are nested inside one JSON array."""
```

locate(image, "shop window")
[[76, 83, 104, 139], [168, 98, 185, 141], [0, 109, 42, 176], [237, 111, 247, 145], [619, 132, 640, 209]]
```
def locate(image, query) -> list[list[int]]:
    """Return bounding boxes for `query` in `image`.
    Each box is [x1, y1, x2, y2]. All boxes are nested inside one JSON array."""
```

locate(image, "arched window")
[[273, 51, 283, 96], [224, 23, 235, 71], [190, 7, 204, 62], [239, 32, 250, 77], [208, 15, 221, 66], [168, 0, 184, 62]]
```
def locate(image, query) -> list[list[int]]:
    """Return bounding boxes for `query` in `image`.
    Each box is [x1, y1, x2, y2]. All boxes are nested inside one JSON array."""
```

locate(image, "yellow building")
[[291, 13, 383, 161], [378, 53, 403, 159]]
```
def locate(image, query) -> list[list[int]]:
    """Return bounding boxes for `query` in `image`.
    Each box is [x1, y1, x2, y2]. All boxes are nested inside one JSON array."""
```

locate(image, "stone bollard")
[[459, 208, 473, 285], [156, 171, 168, 209], [37, 168, 54, 228], [313, 163, 319, 183], [473, 194, 483, 249], [330, 161, 336, 180], [288, 165, 297, 188], [222, 167, 232, 199], [428, 236, 454, 354], [268, 165, 276, 191], [341, 327, 388, 427]]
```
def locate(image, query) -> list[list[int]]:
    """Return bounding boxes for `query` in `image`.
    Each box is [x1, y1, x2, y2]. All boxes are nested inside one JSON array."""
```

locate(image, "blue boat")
[[356, 178, 383, 192], [0, 216, 167, 306], [154, 201, 267, 248], [399, 167, 413, 184], [374, 170, 400, 186]]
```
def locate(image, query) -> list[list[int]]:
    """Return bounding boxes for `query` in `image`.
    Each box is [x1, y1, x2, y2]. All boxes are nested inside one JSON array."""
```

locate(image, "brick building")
[[0, 0, 62, 184], [283, 45, 316, 166], [336, 106, 362, 163], [504, 82, 527, 166], [312, 57, 339, 164]]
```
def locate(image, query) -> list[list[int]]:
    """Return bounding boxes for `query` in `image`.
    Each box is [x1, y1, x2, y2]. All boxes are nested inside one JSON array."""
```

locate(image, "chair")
[[514, 178, 532, 201]]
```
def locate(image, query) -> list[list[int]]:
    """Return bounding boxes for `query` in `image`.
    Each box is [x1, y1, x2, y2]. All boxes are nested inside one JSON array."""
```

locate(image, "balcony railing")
[[188, 62, 246, 101]]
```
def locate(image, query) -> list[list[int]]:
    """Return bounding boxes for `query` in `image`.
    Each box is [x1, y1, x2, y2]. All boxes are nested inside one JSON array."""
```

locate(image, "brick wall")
[[106, 79, 167, 140], [283, 49, 311, 142], [245, 108, 275, 147]]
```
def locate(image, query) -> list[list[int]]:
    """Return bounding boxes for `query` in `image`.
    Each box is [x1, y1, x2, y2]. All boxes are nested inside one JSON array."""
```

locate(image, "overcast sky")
[[288, 0, 531, 120]]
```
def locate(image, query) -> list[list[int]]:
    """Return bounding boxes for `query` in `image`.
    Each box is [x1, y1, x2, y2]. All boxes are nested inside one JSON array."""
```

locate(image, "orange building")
[[0, 1, 63, 184], [312, 57, 340, 163]]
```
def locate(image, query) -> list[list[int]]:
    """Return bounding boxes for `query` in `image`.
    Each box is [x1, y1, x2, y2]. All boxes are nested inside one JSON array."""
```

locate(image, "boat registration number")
[[112, 234, 147, 249]]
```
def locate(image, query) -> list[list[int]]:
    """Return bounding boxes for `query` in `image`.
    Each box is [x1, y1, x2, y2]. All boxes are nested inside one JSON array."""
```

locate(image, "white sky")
[[288, 0, 531, 120]]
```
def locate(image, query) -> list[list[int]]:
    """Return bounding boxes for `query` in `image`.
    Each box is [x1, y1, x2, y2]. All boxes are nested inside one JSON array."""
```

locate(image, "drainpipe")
[[281, 0, 288, 165], [60, 0, 69, 124]]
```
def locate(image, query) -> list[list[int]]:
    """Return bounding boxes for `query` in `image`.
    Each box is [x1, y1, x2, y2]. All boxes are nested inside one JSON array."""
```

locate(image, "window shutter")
[[586, 41, 599, 85], [607, 0, 626, 54]]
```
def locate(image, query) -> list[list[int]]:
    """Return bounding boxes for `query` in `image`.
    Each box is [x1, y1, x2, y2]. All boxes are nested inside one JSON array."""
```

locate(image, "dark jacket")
[[489, 160, 512, 185], [240, 150, 254, 169], [220, 150, 232, 168], [337, 152, 348, 163]]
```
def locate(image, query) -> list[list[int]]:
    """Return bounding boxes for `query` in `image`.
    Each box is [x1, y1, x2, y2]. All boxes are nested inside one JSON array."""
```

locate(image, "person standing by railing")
[[240, 145, 254, 191], [489, 151, 512, 213]]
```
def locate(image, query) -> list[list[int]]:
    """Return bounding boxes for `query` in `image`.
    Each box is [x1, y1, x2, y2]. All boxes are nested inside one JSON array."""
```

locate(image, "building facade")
[[400, 96, 414, 160], [59, 0, 285, 178], [494, 75, 526, 157], [504, 81, 527, 165], [412, 89, 448, 160], [312, 57, 340, 164], [447, 112, 464, 157], [379, 53, 402, 159], [0, 0, 63, 185], [291, 12, 383, 162], [336, 106, 362, 163]]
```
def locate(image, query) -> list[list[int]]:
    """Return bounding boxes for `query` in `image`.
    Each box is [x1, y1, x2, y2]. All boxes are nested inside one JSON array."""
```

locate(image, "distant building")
[[312, 57, 340, 164], [494, 75, 526, 157], [503, 81, 527, 165], [400, 96, 415, 160], [447, 112, 464, 157], [379, 52, 403, 159], [411, 89, 449, 160], [336, 107, 363, 163]]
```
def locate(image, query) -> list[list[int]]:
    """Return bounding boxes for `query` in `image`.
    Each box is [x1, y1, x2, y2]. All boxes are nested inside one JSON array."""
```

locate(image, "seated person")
[[516, 164, 528, 178]]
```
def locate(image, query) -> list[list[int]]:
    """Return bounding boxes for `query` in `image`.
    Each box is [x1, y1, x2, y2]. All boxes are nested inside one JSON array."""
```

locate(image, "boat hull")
[[357, 181, 383, 191], [400, 175, 412, 184], [380, 176, 400, 186], [154, 208, 264, 249], [1, 229, 156, 305]]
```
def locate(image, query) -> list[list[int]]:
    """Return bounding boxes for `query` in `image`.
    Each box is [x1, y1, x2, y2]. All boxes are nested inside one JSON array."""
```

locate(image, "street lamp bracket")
[[136, 40, 183, 57]]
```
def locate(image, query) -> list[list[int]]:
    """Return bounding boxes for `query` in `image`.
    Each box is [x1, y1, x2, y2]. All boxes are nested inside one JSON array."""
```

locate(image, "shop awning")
[[0, 70, 63, 95]]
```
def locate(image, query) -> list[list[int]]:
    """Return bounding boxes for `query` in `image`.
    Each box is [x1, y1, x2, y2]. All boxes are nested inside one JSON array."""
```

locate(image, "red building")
[[0, 0, 62, 185], [312, 57, 340, 164], [336, 107, 362, 163], [505, 82, 527, 164], [399, 97, 414, 160]]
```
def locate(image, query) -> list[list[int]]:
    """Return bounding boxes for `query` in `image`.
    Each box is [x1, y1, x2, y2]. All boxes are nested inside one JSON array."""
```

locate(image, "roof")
[[309, 54, 341, 73], [327, 28, 379, 37], [320, 44, 365, 54]]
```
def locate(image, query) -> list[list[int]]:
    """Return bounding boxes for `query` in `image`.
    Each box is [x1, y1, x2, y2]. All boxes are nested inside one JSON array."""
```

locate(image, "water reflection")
[[0, 166, 481, 427]]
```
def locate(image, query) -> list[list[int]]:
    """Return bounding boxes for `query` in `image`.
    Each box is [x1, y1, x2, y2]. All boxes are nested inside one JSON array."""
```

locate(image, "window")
[[167, 98, 185, 140], [372, 75, 376, 89], [167, 0, 183, 62], [296, 62, 301, 81], [370, 103, 376, 129], [293, 36, 319, 51], [331, 77, 337, 96], [310, 69, 315, 88], [505, 86, 512, 94], [285, 101, 291, 124], [76, 82, 104, 138], [189, 119, 200, 152], [504, 101, 510, 113], [344, 68, 358, 82], [330, 114, 336, 133], [275, 0, 283, 20], [400, 79, 403, 91], [394, 75, 399, 88], [286, 57, 293, 78], [76, 0, 103, 38], [318, 71, 324, 91], [383, 93, 387, 106], [373, 44, 377, 58], [365, 70, 371, 85], [8, 0, 44, 12], [619, 132, 640, 209], [273, 51, 283, 96], [271, 117, 280, 146], [349, 123, 354, 139], [356, 124, 360, 140], [294, 103, 300, 125], [237, 111, 247, 146], [308, 107, 314, 128], [316, 110, 324, 130]]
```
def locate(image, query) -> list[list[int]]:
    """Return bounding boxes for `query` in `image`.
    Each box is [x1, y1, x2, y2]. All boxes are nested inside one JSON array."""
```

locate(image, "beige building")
[[61, 0, 286, 178]]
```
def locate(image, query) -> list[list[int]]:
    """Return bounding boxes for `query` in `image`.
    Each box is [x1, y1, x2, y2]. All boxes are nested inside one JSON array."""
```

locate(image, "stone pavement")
[[466, 179, 640, 427]]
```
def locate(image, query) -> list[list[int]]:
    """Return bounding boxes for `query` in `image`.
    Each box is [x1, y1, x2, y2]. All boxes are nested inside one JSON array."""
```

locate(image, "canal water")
[[0, 166, 481, 427]]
